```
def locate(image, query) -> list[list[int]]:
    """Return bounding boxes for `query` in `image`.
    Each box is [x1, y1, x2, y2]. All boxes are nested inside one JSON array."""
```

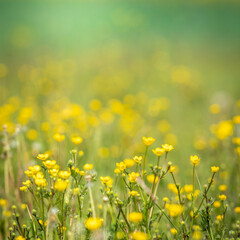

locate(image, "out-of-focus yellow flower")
[[37, 153, 49, 161], [152, 147, 165, 157], [214, 121, 233, 140], [219, 194, 226, 201], [100, 176, 113, 187], [168, 183, 182, 195], [28, 165, 41, 175], [234, 207, 240, 213], [26, 129, 38, 140], [194, 138, 206, 150], [163, 197, 169, 202], [187, 190, 200, 201], [20, 186, 28, 192], [219, 185, 227, 192], [142, 136, 155, 146], [128, 172, 139, 183], [54, 179, 68, 192], [216, 215, 224, 221], [98, 147, 109, 158], [130, 231, 148, 240], [123, 158, 135, 168], [15, 236, 26, 240], [146, 174, 158, 184], [133, 156, 142, 164], [79, 150, 84, 157], [116, 232, 125, 239], [170, 228, 178, 235], [71, 136, 82, 145], [83, 164, 93, 171], [129, 191, 139, 197], [73, 188, 80, 195], [21, 204, 27, 209], [53, 133, 65, 142], [190, 155, 200, 166], [233, 115, 240, 124], [0, 199, 7, 206], [128, 212, 143, 223], [158, 120, 171, 133], [184, 185, 193, 193], [85, 217, 103, 231], [162, 144, 174, 152], [35, 178, 47, 188], [22, 180, 31, 187], [166, 204, 183, 217], [89, 99, 102, 111], [41, 122, 50, 132], [209, 104, 221, 114], [232, 137, 240, 145], [213, 201, 221, 208], [192, 230, 202, 240], [43, 160, 57, 169], [169, 166, 176, 173], [211, 166, 219, 173]]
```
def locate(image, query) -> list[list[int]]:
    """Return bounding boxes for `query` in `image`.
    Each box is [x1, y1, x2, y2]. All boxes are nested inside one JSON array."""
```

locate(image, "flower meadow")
[[1, 1, 240, 239], [0, 92, 240, 240]]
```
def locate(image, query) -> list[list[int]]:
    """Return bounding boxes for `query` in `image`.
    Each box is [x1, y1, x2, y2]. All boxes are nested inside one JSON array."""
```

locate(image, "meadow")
[[0, 1, 240, 239]]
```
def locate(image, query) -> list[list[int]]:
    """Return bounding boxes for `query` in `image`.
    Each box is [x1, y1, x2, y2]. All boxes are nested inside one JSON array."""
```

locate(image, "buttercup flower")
[[190, 155, 200, 166], [142, 136, 155, 146]]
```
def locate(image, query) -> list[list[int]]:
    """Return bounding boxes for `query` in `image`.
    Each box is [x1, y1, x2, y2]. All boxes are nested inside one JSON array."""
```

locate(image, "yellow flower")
[[129, 191, 139, 197], [85, 217, 103, 231], [54, 179, 69, 192], [28, 165, 41, 175], [79, 150, 84, 157], [130, 231, 148, 240], [53, 133, 65, 142], [128, 172, 140, 183], [15, 236, 26, 240], [100, 176, 113, 187], [169, 166, 176, 173], [168, 183, 183, 195], [123, 158, 135, 168], [35, 178, 47, 188], [216, 215, 224, 221], [146, 174, 158, 184], [219, 185, 227, 192], [209, 104, 221, 114], [215, 121, 233, 140], [128, 212, 143, 223], [234, 207, 240, 213], [184, 185, 193, 193], [21, 204, 27, 209], [192, 231, 202, 240], [190, 155, 200, 166], [24, 170, 33, 177], [58, 170, 71, 179], [211, 166, 219, 173], [19, 186, 28, 192], [152, 147, 165, 157], [116, 162, 126, 173], [142, 136, 155, 146], [233, 115, 240, 124], [71, 136, 83, 145], [232, 137, 240, 145], [219, 194, 226, 201], [163, 197, 169, 202], [49, 168, 59, 177], [83, 164, 93, 171], [170, 228, 178, 235], [213, 201, 221, 208], [0, 199, 7, 206], [22, 180, 31, 187], [166, 204, 183, 217], [37, 153, 49, 161], [133, 156, 142, 164], [162, 144, 174, 152], [26, 129, 38, 141], [73, 188, 80, 195], [43, 160, 57, 169]]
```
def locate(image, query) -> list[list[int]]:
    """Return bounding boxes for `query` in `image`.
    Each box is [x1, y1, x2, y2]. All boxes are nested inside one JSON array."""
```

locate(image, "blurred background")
[[0, 0, 240, 181]]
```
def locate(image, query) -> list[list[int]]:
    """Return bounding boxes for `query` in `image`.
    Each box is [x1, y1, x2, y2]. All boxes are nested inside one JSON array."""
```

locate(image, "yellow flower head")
[[128, 212, 143, 223], [100, 176, 113, 187], [170, 228, 178, 235], [130, 231, 148, 240], [213, 201, 221, 208], [0, 199, 7, 207], [37, 153, 49, 161], [22, 180, 31, 187], [35, 178, 47, 188], [85, 217, 103, 231], [128, 172, 140, 183], [211, 166, 219, 173], [166, 204, 184, 217], [169, 166, 176, 173], [152, 147, 165, 157], [146, 174, 158, 184], [162, 144, 174, 152], [54, 179, 69, 192], [43, 160, 57, 169], [83, 164, 93, 171], [15, 236, 26, 240], [71, 136, 83, 145], [184, 185, 193, 193], [129, 191, 139, 197], [53, 133, 65, 142], [190, 155, 200, 166], [219, 185, 227, 192], [123, 158, 135, 168], [133, 156, 143, 164], [19, 186, 28, 192], [28, 165, 41, 175], [142, 136, 155, 146], [219, 194, 227, 201], [58, 170, 71, 179], [116, 162, 126, 173], [234, 207, 240, 214]]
